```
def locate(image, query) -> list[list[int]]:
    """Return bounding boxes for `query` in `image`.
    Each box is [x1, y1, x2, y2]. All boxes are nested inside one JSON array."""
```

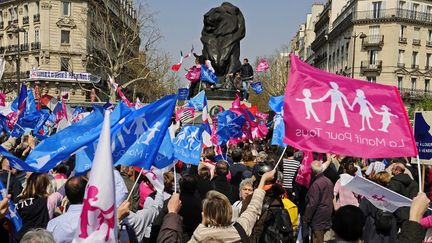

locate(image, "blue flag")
[[153, 128, 175, 169], [271, 113, 286, 147], [74, 149, 93, 175], [23, 102, 131, 172], [0, 146, 35, 172], [113, 95, 177, 169], [0, 180, 22, 233], [173, 125, 203, 165], [200, 65, 219, 84], [25, 88, 37, 115], [11, 84, 27, 112], [268, 96, 284, 113], [216, 110, 245, 145], [251, 81, 264, 94], [177, 88, 189, 101], [184, 90, 205, 111]]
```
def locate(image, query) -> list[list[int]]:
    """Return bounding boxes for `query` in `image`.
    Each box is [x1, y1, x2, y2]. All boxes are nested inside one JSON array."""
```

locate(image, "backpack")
[[250, 198, 295, 243], [374, 209, 395, 234]]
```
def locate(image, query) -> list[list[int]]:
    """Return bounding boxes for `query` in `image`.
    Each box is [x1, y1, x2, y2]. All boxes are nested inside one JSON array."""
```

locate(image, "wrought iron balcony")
[[360, 61, 382, 73], [397, 63, 405, 68], [33, 14, 40, 23], [362, 35, 384, 49], [353, 8, 432, 24], [399, 37, 407, 44], [413, 39, 421, 46], [400, 88, 432, 100], [31, 42, 40, 50], [23, 16, 29, 25], [20, 43, 29, 52], [412, 64, 420, 69]]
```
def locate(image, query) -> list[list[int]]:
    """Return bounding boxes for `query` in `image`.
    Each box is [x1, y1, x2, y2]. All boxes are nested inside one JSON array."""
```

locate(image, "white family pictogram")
[[296, 81, 398, 133]]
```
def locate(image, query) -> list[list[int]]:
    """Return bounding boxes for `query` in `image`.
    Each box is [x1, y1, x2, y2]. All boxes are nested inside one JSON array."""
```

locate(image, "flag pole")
[[416, 155, 422, 192], [126, 168, 144, 202], [273, 146, 287, 171], [5, 170, 11, 194], [173, 161, 177, 193]]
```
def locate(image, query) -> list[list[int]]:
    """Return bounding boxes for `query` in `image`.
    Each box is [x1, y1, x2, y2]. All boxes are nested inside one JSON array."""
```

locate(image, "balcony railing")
[[400, 88, 432, 100], [353, 8, 432, 23], [426, 65, 431, 70], [362, 35, 384, 49], [360, 61, 383, 73], [23, 16, 29, 25], [7, 20, 12, 27], [33, 14, 40, 23], [413, 39, 421, 46], [412, 64, 420, 69], [399, 37, 407, 44], [397, 63, 405, 68], [31, 42, 40, 50], [20, 43, 29, 52]]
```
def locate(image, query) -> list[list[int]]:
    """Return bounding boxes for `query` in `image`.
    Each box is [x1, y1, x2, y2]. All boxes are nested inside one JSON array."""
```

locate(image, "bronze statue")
[[201, 2, 245, 84]]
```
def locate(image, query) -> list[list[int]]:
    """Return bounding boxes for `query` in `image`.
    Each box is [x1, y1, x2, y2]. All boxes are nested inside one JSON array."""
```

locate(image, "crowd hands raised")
[[1, 133, 432, 243]]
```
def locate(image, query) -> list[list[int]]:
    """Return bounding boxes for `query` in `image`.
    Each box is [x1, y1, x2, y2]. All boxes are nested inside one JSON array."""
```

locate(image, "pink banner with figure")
[[283, 55, 417, 158]]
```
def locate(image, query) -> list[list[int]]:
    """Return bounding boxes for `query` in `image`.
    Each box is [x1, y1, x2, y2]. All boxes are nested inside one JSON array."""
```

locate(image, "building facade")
[[293, 0, 432, 107], [0, 0, 137, 103]]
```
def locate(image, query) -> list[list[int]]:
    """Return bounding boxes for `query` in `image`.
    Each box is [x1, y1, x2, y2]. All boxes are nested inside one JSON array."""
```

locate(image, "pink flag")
[[185, 65, 201, 82], [256, 58, 270, 72], [284, 55, 417, 158], [117, 88, 133, 107], [0, 92, 5, 107], [74, 111, 117, 242], [295, 151, 313, 188]]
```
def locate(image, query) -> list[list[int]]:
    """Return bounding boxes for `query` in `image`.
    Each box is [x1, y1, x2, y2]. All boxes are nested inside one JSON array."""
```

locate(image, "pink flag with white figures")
[[256, 58, 270, 72], [73, 111, 117, 242], [284, 55, 417, 158]]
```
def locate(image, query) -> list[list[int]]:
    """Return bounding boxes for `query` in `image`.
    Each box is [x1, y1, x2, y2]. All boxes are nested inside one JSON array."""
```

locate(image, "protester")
[[0, 157, 23, 201], [15, 173, 65, 241], [232, 177, 254, 221], [330, 205, 366, 243], [21, 228, 56, 243], [0, 194, 9, 218], [303, 160, 334, 243], [281, 147, 301, 200], [211, 160, 239, 204], [388, 162, 419, 199], [240, 58, 254, 101], [333, 159, 359, 210]]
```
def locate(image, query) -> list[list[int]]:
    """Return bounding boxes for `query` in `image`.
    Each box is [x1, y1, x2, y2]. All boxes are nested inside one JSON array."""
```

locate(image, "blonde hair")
[[371, 171, 391, 187], [202, 190, 232, 227]]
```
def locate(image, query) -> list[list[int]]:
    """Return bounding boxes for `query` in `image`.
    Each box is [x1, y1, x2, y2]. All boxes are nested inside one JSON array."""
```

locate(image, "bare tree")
[[250, 45, 290, 111]]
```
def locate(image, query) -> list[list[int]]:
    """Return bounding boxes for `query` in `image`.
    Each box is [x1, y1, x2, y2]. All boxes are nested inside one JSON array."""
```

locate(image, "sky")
[[144, 0, 319, 64]]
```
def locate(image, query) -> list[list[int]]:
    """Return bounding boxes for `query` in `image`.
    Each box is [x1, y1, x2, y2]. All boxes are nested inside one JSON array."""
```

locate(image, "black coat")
[[211, 175, 239, 204], [388, 173, 419, 199], [360, 198, 397, 243]]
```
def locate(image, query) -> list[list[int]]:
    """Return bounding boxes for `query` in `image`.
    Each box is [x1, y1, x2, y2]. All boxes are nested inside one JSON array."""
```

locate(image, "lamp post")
[[345, 32, 367, 78], [10, 25, 26, 92]]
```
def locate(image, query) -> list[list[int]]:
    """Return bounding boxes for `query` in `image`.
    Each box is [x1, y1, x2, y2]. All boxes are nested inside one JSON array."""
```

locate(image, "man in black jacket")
[[240, 58, 254, 101], [211, 160, 239, 204]]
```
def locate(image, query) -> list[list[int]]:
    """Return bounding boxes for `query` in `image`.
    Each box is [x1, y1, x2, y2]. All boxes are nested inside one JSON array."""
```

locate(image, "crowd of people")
[[0, 130, 432, 243]]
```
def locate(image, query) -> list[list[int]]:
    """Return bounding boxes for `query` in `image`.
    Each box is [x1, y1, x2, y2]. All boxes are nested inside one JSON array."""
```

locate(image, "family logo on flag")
[[173, 125, 203, 165], [283, 55, 417, 158]]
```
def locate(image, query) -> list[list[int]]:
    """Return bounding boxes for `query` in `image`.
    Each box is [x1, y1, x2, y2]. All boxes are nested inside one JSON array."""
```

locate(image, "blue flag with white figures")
[[271, 113, 286, 147], [184, 90, 205, 111], [177, 88, 189, 101], [153, 127, 175, 169], [216, 110, 246, 145], [112, 95, 177, 169], [251, 81, 263, 94], [23, 102, 131, 172], [415, 112, 432, 159], [200, 65, 219, 84], [0, 181, 22, 233], [268, 96, 284, 113], [173, 125, 203, 165]]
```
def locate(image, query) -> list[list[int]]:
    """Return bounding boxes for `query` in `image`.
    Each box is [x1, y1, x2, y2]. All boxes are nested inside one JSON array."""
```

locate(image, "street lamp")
[[345, 32, 367, 78], [9, 25, 26, 92]]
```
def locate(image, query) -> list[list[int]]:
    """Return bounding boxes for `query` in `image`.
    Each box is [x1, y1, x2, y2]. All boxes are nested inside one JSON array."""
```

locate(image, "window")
[[413, 3, 419, 19], [398, 76, 403, 90], [35, 56, 39, 67], [367, 76, 377, 83], [411, 78, 417, 90], [399, 1, 405, 9], [414, 27, 420, 40], [61, 30, 70, 44], [413, 51, 418, 66], [35, 1, 40, 14], [24, 5, 28, 17], [400, 25, 406, 38], [23, 31, 28, 45], [369, 50, 378, 64], [35, 29, 39, 42], [372, 1, 382, 18], [429, 30, 432, 42], [0, 11, 3, 23], [8, 9, 12, 21], [60, 57, 70, 71], [426, 79, 431, 92], [428, 6, 432, 20], [13, 7, 17, 20], [61, 1, 70, 16], [427, 53, 431, 68], [398, 50, 405, 64]]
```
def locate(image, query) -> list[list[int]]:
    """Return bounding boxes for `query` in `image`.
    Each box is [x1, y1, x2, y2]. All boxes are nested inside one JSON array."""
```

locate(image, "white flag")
[[341, 175, 412, 212], [73, 110, 117, 242]]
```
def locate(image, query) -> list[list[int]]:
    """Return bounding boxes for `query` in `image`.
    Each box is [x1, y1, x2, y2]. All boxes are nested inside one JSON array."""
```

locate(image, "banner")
[[284, 55, 417, 158], [177, 88, 189, 101], [173, 125, 203, 165], [414, 111, 432, 161]]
